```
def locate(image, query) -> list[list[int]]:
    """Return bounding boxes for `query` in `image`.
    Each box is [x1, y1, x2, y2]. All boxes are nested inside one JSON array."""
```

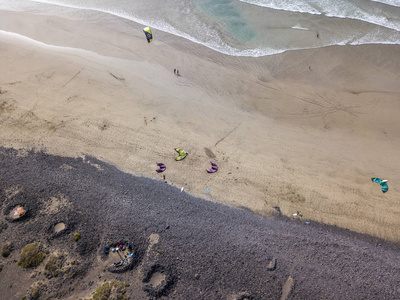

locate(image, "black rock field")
[[0, 147, 399, 300]]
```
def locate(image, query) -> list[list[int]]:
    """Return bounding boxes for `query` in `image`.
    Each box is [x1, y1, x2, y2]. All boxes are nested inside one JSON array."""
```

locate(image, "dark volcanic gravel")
[[0, 147, 400, 299]]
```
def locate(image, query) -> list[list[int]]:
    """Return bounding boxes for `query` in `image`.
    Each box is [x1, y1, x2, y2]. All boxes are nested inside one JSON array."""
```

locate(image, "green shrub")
[[92, 280, 128, 300], [45, 253, 65, 276], [18, 243, 46, 268], [1, 243, 11, 258], [73, 232, 81, 241], [30, 287, 40, 300]]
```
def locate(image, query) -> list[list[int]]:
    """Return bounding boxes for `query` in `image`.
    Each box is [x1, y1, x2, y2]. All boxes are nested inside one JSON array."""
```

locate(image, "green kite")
[[175, 148, 188, 161]]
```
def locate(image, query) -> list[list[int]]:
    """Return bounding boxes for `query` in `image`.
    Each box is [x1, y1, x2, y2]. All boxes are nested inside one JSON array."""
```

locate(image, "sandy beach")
[[1, 148, 400, 299], [0, 6, 400, 299], [1, 9, 400, 242]]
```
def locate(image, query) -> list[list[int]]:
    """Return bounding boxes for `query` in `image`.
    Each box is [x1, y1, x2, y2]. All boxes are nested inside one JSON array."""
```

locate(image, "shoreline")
[[2, 1, 400, 57], [1, 8, 400, 242]]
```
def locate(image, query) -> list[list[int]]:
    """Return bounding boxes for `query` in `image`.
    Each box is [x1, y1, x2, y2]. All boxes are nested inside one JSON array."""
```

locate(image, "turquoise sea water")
[[1, 0, 400, 56]]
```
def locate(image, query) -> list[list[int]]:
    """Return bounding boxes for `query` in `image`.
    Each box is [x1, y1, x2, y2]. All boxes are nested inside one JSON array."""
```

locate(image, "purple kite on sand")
[[156, 163, 166, 173], [207, 161, 218, 173]]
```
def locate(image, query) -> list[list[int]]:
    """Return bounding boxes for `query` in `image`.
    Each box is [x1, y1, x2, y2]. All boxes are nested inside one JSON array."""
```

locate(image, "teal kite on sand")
[[371, 178, 388, 193]]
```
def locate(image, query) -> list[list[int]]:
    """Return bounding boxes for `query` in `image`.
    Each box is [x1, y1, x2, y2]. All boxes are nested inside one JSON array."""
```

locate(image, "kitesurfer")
[[143, 27, 153, 43]]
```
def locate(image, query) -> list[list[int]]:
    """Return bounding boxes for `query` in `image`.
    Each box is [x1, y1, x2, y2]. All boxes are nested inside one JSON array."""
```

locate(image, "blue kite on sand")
[[371, 178, 388, 193]]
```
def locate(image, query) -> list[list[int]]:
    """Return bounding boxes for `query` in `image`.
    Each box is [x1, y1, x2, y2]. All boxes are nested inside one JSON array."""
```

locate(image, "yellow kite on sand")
[[175, 148, 188, 161]]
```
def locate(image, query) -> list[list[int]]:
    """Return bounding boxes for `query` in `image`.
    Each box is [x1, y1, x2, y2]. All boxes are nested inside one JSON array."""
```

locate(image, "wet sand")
[[0, 6, 400, 298]]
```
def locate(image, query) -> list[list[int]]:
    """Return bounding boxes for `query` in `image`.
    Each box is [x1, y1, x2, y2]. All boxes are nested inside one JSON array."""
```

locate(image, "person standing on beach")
[[174, 69, 176, 74]]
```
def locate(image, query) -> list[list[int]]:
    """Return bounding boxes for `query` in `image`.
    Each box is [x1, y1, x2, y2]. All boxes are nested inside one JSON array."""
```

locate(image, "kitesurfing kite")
[[175, 148, 188, 161], [13, 207, 25, 216], [156, 163, 166, 173], [371, 177, 388, 193], [143, 27, 153, 43], [207, 161, 218, 173]]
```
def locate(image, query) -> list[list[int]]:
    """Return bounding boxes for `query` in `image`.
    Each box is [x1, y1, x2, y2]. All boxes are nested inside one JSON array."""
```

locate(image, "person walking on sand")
[[174, 69, 176, 74], [177, 69, 180, 76]]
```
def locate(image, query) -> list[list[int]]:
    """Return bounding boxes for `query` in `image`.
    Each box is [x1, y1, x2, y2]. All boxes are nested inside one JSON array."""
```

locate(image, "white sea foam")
[[239, 0, 321, 15], [240, 0, 400, 31], [370, 0, 400, 7], [292, 26, 309, 31], [24, 0, 263, 56], [1, 0, 399, 57]]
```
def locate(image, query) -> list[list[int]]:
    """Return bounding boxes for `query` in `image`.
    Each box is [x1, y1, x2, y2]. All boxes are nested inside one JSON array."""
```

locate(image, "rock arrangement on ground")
[[0, 147, 399, 299]]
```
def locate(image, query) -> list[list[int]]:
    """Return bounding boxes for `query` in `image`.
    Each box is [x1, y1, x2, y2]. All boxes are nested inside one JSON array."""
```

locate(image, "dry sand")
[[1, 148, 399, 299], [1, 9, 400, 242]]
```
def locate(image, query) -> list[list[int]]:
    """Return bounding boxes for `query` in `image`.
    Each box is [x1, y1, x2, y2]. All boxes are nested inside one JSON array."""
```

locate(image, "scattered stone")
[[0, 147, 399, 299], [54, 222, 66, 233], [292, 211, 302, 218], [143, 264, 176, 298], [266, 258, 277, 271]]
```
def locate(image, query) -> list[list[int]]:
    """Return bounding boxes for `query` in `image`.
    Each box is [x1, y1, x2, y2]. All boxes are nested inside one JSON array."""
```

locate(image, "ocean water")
[[1, 0, 400, 56]]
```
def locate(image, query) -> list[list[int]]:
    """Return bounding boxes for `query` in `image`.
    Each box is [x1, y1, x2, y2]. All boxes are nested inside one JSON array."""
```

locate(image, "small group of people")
[[111, 243, 126, 252], [174, 69, 180, 76], [113, 253, 134, 267], [104, 242, 134, 267]]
